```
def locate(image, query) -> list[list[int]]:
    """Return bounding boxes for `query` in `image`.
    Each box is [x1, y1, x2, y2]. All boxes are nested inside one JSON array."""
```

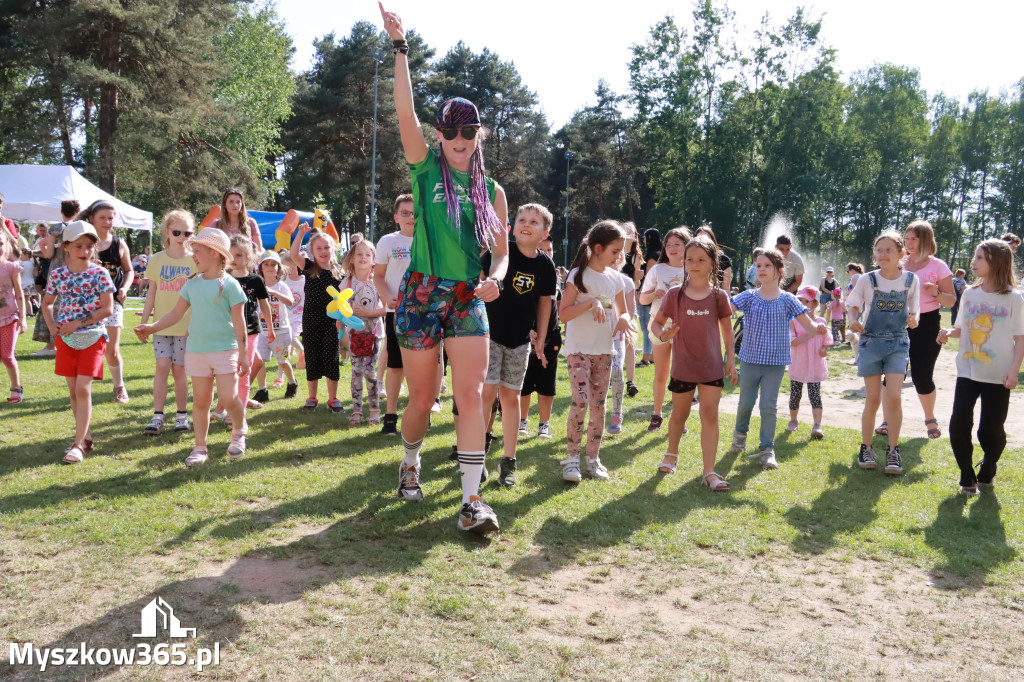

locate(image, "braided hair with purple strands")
[[435, 97, 503, 248]]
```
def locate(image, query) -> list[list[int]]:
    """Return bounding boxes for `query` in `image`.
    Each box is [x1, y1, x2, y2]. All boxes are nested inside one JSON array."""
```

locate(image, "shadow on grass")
[[923, 490, 1016, 584], [505, 455, 770, 577], [5, 461, 497, 679], [0, 411, 441, 514], [786, 437, 933, 555]]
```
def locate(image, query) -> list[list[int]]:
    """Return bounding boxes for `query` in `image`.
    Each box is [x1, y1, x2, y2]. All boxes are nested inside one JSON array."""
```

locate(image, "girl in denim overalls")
[[846, 231, 920, 475]]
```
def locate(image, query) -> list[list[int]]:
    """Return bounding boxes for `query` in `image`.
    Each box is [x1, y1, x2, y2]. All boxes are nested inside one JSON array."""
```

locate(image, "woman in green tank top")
[[382, 2, 508, 534]]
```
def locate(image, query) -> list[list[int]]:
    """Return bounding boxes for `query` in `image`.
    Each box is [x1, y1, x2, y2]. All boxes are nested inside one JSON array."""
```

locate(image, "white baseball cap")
[[61, 220, 99, 244]]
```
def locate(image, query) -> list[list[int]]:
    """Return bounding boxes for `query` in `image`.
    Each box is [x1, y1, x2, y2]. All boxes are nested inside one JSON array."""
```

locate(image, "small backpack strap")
[[868, 272, 878, 290], [904, 271, 915, 290]]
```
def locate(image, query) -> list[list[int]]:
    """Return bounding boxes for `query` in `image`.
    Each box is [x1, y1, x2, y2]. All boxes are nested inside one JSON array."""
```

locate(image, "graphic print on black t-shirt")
[[234, 273, 269, 336], [97, 236, 126, 292], [481, 246, 557, 348]]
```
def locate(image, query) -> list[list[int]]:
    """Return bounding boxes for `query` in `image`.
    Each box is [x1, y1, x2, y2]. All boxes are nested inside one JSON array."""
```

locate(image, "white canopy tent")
[[0, 164, 153, 231]]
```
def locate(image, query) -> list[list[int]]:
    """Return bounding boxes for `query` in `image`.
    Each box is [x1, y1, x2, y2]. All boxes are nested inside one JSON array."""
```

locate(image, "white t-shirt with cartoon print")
[[954, 286, 1024, 384]]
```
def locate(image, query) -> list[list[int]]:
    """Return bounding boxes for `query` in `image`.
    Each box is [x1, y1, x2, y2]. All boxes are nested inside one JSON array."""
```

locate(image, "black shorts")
[[384, 312, 403, 369], [521, 344, 560, 397], [668, 377, 724, 394]]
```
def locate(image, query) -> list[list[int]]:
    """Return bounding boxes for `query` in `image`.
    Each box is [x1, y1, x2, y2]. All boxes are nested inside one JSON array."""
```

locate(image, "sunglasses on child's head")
[[439, 126, 479, 141], [170, 230, 194, 238]]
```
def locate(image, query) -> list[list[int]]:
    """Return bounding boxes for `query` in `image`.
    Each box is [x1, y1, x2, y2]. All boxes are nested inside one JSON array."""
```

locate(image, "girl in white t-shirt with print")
[[559, 221, 635, 482], [938, 239, 1024, 494], [638, 226, 690, 432]]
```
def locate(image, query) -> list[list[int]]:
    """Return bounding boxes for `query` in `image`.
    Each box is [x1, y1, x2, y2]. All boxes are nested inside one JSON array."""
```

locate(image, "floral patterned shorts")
[[395, 271, 488, 351]]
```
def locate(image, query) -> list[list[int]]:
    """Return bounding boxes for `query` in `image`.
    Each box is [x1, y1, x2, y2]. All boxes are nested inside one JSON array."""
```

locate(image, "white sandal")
[[62, 445, 85, 464], [702, 471, 730, 492], [658, 454, 678, 474], [185, 448, 209, 468]]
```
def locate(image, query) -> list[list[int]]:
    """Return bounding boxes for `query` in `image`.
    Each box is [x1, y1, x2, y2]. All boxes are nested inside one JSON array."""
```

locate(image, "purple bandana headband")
[[435, 97, 481, 129], [434, 97, 500, 248]]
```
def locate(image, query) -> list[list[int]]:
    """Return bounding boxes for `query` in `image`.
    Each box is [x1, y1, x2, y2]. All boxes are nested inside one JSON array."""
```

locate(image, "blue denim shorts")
[[856, 335, 909, 377]]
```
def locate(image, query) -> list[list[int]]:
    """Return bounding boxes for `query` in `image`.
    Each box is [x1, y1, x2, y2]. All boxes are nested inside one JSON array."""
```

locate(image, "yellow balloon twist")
[[326, 286, 355, 317]]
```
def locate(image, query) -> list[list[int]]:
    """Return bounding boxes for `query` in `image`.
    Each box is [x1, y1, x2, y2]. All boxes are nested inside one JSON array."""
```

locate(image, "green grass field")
[[2, 308, 1023, 679]]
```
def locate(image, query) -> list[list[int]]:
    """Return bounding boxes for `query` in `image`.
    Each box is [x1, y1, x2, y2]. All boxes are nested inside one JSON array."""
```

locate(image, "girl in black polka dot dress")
[[290, 225, 344, 412]]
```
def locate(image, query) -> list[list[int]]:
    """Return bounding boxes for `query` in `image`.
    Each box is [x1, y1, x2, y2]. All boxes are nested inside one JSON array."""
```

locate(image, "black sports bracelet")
[[393, 39, 409, 55]]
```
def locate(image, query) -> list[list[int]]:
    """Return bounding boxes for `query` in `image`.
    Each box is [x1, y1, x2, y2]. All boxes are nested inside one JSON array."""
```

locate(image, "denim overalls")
[[856, 271, 915, 377]]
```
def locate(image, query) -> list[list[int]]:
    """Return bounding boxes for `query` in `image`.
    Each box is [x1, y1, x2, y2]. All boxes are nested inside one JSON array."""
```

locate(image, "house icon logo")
[[132, 597, 197, 638]]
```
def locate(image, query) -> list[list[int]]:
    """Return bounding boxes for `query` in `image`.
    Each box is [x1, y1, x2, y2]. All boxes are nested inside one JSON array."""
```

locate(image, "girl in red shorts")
[[382, 2, 509, 533], [41, 221, 115, 464]]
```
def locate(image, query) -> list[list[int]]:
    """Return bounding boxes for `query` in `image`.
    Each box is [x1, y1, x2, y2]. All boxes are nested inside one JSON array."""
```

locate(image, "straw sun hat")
[[188, 227, 232, 262]]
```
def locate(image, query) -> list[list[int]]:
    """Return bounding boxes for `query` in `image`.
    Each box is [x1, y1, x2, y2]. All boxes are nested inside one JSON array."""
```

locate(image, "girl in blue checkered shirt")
[[729, 248, 827, 469]]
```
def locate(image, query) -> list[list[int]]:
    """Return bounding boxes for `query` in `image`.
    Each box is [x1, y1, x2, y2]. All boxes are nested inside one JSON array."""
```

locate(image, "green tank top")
[[408, 149, 497, 282]]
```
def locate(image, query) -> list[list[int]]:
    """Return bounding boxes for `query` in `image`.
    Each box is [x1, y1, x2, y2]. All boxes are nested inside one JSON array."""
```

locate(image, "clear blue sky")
[[279, 0, 1024, 129]]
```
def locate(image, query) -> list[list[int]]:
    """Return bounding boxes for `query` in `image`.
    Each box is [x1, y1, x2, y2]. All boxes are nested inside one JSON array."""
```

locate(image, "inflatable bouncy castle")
[[199, 207, 341, 252]]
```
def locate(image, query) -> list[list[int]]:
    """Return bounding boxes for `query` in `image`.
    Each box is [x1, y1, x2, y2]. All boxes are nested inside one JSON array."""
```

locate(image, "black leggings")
[[948, 377, 1010, 486], [908, 309, 941, 394], [789, 381, 822, 410]]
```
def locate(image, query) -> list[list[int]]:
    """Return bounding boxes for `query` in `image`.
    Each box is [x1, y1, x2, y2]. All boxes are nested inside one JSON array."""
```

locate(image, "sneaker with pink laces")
[[114, 385, 129, 404]]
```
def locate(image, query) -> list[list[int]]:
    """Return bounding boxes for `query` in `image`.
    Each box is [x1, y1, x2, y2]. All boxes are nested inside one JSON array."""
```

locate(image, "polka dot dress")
[[300, 258, 342, 382]]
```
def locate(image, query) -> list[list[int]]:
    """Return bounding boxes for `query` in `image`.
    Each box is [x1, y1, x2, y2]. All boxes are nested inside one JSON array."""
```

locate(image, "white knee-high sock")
[[402, 436, 422, 468], [458, 450, 484, 503]]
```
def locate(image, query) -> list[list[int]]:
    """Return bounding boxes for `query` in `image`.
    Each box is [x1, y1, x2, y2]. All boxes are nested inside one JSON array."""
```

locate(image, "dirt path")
[[720, 347, 1024, 448]]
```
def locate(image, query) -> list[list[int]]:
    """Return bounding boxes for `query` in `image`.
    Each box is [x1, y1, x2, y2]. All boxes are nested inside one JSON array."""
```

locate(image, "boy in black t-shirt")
[[480, 204, 557, 487]]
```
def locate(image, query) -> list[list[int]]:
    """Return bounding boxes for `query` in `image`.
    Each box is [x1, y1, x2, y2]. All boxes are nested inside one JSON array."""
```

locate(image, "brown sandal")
[[925, 419, 941, 439]]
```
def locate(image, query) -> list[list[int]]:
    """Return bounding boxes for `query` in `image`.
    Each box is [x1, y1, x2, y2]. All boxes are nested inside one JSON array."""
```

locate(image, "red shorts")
[[55, 336, 107, 379]]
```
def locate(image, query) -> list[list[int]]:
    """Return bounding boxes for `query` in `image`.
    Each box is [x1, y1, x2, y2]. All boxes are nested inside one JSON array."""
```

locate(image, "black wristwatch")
[[489, 277, 503, 292]]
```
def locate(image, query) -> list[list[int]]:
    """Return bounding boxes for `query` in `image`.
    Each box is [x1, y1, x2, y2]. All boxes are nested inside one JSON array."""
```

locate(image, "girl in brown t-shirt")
[[651, 237, 737, 491]]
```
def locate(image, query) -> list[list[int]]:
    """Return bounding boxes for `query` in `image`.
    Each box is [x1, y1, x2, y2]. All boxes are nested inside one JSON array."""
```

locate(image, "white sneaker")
[[144, 414, 164, 435], [561, 455, 582, 482], [758, 448, 778, 470], [585, 457, 610, 481], [174, 414, 191, 432], [32, 347, 56, 357], [538, 422, 552, 439], [518, 419, 529, 435], [729, 432, 747, 453]]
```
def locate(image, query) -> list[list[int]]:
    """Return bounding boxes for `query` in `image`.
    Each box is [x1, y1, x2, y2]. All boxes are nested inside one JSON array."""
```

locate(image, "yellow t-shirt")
[[145, 251, 194, 337]]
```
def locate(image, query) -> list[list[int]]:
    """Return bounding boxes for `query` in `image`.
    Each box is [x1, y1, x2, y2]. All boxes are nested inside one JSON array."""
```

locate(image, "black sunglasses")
[[440, 127, 479, 141], [171, 230, 194, 238]]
